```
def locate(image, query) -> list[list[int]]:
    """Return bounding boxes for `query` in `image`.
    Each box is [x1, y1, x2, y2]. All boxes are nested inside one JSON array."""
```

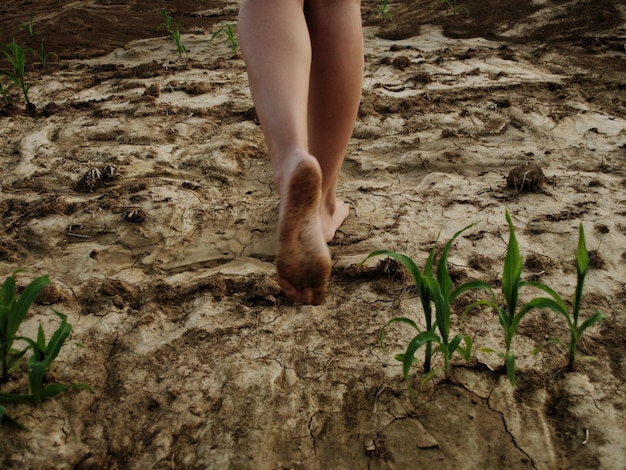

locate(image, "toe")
[[300, 288, 314, 305], [278, 277, 297, 299], [311, 287, 326, 306], [278, 276, 326, 305]]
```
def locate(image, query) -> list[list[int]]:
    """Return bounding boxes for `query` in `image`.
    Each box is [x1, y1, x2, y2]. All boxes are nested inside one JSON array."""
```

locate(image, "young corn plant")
[[0, 271, 50, 381], [434, 0, 469, 16], [159, 10, 188, 58], [528, 224, 605, 369], [366, 224, 490, 388], [21, 15, 36, 39], [170, 29, 189, 58], [33, 37, 58, 69], [464, 211, 556, 386], [8, 311, 92, 407], [0, 271, 92, 428], [159, 9, 175, 35], [0, 38, 35, 112], [210, 24, 238, 55], [0, 80, 11, 106], [368, 246, 437, 374], [374, 0, 393, 21]]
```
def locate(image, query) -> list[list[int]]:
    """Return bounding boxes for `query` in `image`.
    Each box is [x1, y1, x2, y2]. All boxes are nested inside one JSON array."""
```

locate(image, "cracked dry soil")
[[1, 0, 626, 468]]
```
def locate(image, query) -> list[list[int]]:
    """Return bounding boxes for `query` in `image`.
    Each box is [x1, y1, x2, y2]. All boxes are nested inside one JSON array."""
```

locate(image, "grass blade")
[[576, 223, 589, 276], [28, 359, 47, 405], [420, 368, 442, 387], [460, 299, 498, 322], [423, 277, 450, 344], [40, 383, 94, 401], [448, 333, 464, 355], [576, 309, 606, 337], [402, 330, 440, 385], [436, 223, 473, 299], [8, 275, 50, 341], [573, 223, 589, 323], [522, 281, 568, 313], [502, 210, 522, 318], [0, 274, 17, 306], [450, 280, 492, 302], [0, 392, 36, 404], [42, 310, 72, 368], [0, 404, 28, 430], [531, 337, 565, 355]]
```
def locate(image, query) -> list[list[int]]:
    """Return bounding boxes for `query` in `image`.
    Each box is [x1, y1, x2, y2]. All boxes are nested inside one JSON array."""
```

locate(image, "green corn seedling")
[[0, 38, 35, 111], [374, 0, 393, 21], [368, 248, 436, 374], [33, 37, 58, 69], [434, 0, 469, 16], [0, 271, 50, 381], [210, 24, 238, 55], [0, 272, 93, 428], [170, 29, 189, 58], [21, 15, 36, 38], [159, 9, 175, 36], [366, 224, 490, 387], [15, 311, 93, 406], [464, 211, 560, 386], [527, 224, 605, 369], [159, 10, 188, 58], [0, 80, 11, 106]]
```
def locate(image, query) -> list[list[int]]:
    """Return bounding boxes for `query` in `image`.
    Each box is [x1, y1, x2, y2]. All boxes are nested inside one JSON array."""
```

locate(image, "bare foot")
[[276, 155, 331, 305], [321, 197, 350, 243]]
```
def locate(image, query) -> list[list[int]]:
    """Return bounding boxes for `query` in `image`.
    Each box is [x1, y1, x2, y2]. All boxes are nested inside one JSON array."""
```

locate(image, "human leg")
[[305, 0, 364, 242], [237, 0, 363, 305], [239, 0, 330, 305]]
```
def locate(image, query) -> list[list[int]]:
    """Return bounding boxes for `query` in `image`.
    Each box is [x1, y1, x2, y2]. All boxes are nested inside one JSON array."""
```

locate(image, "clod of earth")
[[506, 165, 546, 192]]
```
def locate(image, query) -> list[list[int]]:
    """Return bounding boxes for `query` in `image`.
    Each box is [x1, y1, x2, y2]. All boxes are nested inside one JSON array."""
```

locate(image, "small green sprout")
[[20, 15, 36, 38], [170, 29, 189, 58], [0, 271, 93, 428], [33, 37, 58, 69], [528, 224, 605, 369], [0, 80, 11, 106], [16, 311, 93, 406], [0, 38, 36, 112], [463, 211, 541, 385], [159, 10, 188, 59], [210, 24, 238, 55], [159, 9, 175, 35], [434, 0, 469, 16], [366, 224, 490, 388], [0, 271, 50, 381], [374, 0, 393, 21]]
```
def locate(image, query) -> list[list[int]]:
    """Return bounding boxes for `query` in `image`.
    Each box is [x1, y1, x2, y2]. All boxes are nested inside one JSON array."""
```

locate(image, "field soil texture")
[[0, 0, 625, 468]]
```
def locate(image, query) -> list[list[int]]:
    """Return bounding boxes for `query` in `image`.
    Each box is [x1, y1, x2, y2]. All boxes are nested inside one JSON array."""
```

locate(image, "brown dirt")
[[1, 1, 625, 469]]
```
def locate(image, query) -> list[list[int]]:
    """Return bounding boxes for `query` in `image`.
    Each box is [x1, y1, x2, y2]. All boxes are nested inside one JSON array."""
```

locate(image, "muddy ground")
[[0, 0, 625, 468]]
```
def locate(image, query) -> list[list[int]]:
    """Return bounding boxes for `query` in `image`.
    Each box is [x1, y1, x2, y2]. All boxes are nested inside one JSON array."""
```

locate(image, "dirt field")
[[0, 0, 625, 468]]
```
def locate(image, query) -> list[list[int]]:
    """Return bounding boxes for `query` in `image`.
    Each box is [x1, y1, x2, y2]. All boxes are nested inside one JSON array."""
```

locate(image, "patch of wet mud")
[[1, 0, 625, 469]]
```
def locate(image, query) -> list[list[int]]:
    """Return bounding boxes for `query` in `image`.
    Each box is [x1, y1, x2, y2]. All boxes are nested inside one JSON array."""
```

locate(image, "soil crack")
[[487, 385, 539, 470], [307, 413, 317, 456]]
